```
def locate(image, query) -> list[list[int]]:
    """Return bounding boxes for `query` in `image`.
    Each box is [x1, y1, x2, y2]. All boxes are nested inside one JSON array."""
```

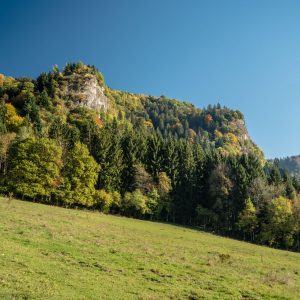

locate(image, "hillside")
[[0, 198, 299, 300], [1, 62, 300, 251], [0, 62, 262, 156]]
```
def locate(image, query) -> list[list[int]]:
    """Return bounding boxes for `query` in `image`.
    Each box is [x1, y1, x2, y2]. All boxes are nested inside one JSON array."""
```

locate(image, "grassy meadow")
[[0, 197, 299, 299]]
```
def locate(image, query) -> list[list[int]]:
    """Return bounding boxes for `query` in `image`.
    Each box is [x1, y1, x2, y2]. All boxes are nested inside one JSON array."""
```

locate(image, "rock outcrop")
[[60, 73, 109, 112]]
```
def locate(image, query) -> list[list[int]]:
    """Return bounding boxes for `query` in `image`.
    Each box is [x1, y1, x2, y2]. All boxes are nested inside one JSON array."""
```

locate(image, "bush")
[[94, 189, 112, 213], [121, 189, 149, 217], [110, 191, 121, 213]]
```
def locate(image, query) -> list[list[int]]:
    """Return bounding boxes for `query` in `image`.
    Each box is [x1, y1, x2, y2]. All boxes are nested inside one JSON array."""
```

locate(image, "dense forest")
[[0, 62, 299, 251]]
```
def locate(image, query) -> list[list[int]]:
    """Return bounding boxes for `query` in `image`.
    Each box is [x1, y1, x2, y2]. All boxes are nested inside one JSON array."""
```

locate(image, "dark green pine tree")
[[120, 130, 138, 193], [268, 165, 282, 185], [193, 143, 205, 214], [39, 90, 51, 108], [282, 171, 296, 200], [91, 123, 124, 192], [24, 95, 42, 134], [145, 132, 163, 179], [173, 140, 196, 224], [162, 137, 179, 187]]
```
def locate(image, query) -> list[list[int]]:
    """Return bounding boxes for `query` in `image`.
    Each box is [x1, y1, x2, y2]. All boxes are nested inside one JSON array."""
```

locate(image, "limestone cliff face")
[[60, 73, 109, 112], [234, 119, 250, 141]]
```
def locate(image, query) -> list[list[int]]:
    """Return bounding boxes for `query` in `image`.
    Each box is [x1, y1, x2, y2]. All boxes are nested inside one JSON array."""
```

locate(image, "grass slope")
[[0, 198, 299, 300]]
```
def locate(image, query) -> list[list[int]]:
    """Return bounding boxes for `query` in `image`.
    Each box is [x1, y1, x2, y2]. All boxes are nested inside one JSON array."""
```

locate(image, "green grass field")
[[0, 198, 299, 299]]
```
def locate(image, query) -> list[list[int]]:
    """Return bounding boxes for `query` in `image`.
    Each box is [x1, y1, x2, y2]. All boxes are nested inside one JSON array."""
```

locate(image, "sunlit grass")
[[0, 198, 299, 299]]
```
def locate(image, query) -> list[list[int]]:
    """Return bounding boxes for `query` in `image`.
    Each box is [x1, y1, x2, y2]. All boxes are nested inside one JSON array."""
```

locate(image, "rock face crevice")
[[61, 73, 109, 112]]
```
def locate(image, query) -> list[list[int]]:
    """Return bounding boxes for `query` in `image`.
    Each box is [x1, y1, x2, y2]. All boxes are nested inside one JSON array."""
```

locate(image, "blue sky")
[[1, 0, 300, 158]]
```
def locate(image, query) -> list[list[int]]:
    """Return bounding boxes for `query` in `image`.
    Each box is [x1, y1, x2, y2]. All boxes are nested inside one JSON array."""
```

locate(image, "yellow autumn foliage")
[[225, 132, 239, 144], [214, 130, 223, 138], [4, 103, 24, 131], [0, 74, 4, 86], [144, 120, 153, 128]]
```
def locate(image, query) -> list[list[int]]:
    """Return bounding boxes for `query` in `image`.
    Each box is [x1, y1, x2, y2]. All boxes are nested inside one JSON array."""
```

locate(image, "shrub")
[[94, 189, 112, 213]]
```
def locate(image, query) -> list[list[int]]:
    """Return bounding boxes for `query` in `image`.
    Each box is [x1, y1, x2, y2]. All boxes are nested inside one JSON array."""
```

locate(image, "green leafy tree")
[[261, 196, 296, 248], [156, 172, 172, 220], [110, 191, 121, 213], [237, 198, 258, 241], [62, 142, 99, 207], [7, 138, 62, 201], [121, 189, 149, 217], [146, 188, 160, 218], [94, 189, 113, 213]]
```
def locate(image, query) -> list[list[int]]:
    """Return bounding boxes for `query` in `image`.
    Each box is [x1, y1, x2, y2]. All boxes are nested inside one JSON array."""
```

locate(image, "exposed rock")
[[233, 119, 250, 141], [60, 73, 109, 112]]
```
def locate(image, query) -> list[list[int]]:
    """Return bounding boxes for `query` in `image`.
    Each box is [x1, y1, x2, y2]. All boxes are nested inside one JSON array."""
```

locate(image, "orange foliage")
[[205, 114, 213, 124], [171, 122, 181, 129], [94, 115, 103, 127]]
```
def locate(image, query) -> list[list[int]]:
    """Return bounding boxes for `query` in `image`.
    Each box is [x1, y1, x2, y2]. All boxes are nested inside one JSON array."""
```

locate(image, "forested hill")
[[0, 62, 262, 157], [106, 87, 259, 157], [0, 62, 299, 251], [272, 156, 300, 177]]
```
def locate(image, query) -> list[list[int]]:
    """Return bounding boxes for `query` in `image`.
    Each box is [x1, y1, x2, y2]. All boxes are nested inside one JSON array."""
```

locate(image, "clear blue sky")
[[1, 0, 300, 158]]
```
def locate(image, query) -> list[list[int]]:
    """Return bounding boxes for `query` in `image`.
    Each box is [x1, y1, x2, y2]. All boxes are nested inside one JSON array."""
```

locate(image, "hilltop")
[[0, 198, 299, 299], [0, 62, 261, 156]]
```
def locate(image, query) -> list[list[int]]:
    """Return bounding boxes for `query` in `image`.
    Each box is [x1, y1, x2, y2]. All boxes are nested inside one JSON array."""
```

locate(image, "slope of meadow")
[[0, 198, 299, 300]]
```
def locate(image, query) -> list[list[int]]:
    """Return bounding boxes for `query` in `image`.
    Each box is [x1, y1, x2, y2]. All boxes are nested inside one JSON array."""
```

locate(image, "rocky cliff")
[[59, 73, 109, 112]]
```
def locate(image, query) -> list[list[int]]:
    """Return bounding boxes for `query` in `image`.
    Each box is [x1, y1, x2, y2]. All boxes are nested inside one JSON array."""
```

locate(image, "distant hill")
[[275, 155, 300, 177]]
